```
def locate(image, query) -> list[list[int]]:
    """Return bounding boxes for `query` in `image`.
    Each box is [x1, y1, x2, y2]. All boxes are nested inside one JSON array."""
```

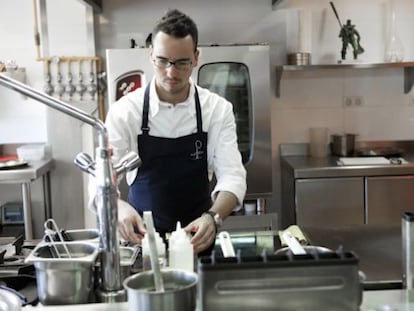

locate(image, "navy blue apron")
[[128, 84, 213, 250]]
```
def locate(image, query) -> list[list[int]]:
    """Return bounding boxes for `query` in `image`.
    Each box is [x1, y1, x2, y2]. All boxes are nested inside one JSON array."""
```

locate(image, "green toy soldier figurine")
[[339, 19, 364, 60]]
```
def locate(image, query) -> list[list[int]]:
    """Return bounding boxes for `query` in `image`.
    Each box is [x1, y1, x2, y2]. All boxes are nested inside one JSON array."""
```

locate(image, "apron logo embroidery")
[[190, 140, 204, 160]]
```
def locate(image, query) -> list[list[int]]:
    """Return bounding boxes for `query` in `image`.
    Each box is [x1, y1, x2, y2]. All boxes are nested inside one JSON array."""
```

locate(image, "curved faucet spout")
[[0, 73, 124, 301]]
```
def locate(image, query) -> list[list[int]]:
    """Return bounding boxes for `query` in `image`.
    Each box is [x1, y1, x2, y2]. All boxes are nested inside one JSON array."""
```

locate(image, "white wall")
[[0, 1, 47, 143]]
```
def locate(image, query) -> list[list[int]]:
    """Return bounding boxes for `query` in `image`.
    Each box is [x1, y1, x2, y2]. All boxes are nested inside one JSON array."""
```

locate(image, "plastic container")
[[309, 127, 329, 158], [168, 222, 194, 272], [16, 144, 46, 162], [142, 231, 166, 271]]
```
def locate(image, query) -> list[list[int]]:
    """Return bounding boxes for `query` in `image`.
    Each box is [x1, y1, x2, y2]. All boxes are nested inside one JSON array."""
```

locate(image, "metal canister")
[[331, 133, 357, 156], [287, 52, 311, 65], [402, 212, 414, 290]]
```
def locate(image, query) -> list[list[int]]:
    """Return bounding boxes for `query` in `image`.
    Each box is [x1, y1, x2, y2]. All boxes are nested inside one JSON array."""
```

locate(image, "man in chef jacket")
[[90, 9, 246, 255]]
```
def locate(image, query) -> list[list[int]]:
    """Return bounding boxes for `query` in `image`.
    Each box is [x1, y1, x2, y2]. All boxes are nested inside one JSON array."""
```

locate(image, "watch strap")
[[203, 211, 222, 232]]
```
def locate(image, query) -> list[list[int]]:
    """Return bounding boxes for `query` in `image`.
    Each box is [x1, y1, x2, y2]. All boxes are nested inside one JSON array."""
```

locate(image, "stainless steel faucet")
[[0, 73, 139, 302]]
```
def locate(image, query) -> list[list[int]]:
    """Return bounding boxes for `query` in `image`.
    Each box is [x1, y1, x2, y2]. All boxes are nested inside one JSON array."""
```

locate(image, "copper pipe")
[[38, 56, 101, 62]]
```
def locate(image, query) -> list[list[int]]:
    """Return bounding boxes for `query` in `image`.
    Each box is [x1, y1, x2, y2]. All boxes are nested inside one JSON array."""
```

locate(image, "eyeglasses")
[[153, 57, 193, 70]]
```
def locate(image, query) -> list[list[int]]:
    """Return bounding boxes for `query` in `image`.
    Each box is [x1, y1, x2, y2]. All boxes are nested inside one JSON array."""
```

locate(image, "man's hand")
[[184, 213, 216, 254], [117, 199, 146, 244]]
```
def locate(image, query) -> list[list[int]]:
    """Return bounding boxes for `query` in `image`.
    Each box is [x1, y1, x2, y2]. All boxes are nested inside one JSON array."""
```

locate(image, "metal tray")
[[0, 160, 28, 170]]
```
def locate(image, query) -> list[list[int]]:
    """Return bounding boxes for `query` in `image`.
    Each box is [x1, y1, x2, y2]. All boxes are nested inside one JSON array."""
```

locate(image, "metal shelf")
[[275, 62, 414, 98]]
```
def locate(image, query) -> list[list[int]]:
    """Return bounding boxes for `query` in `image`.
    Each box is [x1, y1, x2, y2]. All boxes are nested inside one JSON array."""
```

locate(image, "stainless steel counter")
[[281, 155, 414, 179], [19, 227, 411, 310], [303, 225, 403, 289], [0, 159, 55, 239], [20, 289, 414, 310], [280, 140, 414, 179]]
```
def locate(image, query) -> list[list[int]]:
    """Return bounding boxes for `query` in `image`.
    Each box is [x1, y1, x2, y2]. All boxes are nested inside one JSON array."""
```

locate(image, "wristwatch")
[[203, 210, 223, 230]]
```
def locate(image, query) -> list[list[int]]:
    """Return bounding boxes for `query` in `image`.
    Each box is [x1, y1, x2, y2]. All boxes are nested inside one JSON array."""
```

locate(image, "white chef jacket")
[[101, 78, 246, 205]]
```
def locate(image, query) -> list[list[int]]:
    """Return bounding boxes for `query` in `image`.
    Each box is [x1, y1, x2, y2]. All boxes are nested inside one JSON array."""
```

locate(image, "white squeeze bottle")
[[142, 231, 166, 271], [168, 221, 194, 271]]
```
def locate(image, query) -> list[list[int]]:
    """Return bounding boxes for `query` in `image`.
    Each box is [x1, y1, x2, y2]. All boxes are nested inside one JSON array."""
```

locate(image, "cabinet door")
[[366, 175, 414, 225], [296, 177, 365, 226]]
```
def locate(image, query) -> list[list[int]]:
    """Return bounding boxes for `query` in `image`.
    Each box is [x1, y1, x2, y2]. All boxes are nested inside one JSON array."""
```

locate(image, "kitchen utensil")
[[143, 211, 164, 292], [0, 287, 22, 311], [0, 160, 28, 170], [282, 230, 306, 255], [43, 219, 71, 258], [123, 269, 198, 311], [0, 276, 37, 306], [287, 52, 311, 65], [275, 245, 332, 256], [75, 60, 86, 100], [25, 242, 99, 305], [218, 231, 235, 257], [43, 60, 53, 96], [309, 127, 329, 158], [355, 147, 403, 158], [52, 57, 64, 99], [331, 133, 357, 156], [64, 60, 75, 101], [86, 60, 97, 100]]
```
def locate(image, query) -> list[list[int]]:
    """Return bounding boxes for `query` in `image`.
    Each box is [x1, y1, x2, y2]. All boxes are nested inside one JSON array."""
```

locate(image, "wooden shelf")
[[275, 61, 414, 98]]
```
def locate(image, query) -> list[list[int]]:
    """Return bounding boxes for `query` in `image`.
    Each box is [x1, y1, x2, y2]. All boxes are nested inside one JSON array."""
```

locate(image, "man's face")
[[150, 31, 199, 98]]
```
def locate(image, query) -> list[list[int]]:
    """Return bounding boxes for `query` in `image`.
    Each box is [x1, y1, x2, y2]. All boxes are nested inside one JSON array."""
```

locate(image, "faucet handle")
[[74, 152, 96, 176], [114, 151, 141, 176]]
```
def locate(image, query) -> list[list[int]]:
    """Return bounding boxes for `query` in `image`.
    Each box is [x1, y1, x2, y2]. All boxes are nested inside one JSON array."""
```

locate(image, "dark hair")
[[152, 9, 198, 51]]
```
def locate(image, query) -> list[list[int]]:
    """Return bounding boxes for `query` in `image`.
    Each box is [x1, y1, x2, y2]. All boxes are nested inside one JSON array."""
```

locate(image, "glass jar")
[[385, 0, 404, 62]]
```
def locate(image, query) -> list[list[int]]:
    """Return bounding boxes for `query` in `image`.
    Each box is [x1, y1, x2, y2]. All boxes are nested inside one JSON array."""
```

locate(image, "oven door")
[[195, 45, 272, 198]]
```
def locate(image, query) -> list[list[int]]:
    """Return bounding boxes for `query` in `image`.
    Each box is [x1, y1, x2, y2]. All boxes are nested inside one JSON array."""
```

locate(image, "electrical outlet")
[[343, 96, 364, 107], [353, 96, 364, 107], [343, 96, 353, 107]]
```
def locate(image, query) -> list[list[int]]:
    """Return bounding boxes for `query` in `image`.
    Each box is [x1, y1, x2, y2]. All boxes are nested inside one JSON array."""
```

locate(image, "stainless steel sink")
[[24, 239, 141, 305]]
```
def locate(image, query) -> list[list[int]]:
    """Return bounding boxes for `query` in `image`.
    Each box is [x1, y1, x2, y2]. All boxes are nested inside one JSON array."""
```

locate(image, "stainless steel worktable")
[[303, 225, 402, 289], [0, 159, 55, 239], [281, 155, 414, 179], [21, 290, 414, 310]]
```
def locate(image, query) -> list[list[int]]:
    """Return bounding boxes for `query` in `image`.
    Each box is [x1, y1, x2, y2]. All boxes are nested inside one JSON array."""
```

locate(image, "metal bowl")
[[123, 269, 198, 311], [0, 288, 22, 311]]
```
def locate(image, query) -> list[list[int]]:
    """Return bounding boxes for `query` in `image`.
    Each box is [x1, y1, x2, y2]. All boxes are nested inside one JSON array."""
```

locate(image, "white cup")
[[309, 127, 329, 158], [244, 203, 256, 215]]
